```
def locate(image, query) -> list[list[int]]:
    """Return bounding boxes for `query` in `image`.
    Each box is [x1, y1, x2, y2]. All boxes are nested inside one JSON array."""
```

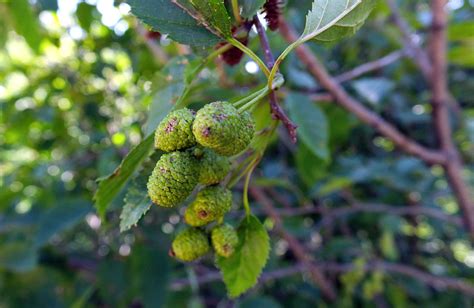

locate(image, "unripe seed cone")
[[192, 101, 255, 156], [184, 204, 218, 227], [211, 224, 239, 257], [147, 151, 199, 207], [170, 227, 210, 261], [198, 148, 231, 185], [155, 108, 196, 152], [190, 186, 232, 222]]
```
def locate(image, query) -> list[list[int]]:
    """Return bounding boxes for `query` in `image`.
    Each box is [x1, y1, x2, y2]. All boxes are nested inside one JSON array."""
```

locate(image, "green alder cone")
[[198, 148, 231, 185], [211, 223, 239, 257], [147, 151, 199, 207], [154, 108, 197, 152], [170, 227, 210, 262], [190, 186, 232, 222], [184, 204, 217, 227], [192, 101, 255, 156]]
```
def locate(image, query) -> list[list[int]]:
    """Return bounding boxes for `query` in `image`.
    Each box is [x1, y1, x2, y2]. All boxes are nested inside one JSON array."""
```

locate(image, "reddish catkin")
[[263, 0, 282, 31], [145, 30, 161, 40], [219, 36, 249, 66]]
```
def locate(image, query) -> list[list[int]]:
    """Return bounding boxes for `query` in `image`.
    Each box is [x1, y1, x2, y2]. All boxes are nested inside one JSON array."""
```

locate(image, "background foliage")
[[1, 0, 473, 307]]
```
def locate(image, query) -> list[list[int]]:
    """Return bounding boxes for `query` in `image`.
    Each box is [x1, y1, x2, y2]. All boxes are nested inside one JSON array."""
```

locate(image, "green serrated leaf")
[[300, 0, 375, 43], [120, 165, 154, 232], [240, 0, 266, 19], [190, 0, 232, 38], [94, 134, 154, 219], [286, 93, 329, 161], [127, 0, 221, 46], [216, 215, 270, 298]]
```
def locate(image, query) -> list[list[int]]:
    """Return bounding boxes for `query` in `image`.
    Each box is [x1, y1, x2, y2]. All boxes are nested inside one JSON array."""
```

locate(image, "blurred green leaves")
[[4, 0, 44, 53]]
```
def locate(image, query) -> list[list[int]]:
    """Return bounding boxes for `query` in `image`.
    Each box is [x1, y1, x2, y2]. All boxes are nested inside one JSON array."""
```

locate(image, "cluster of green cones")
[[147, 101, 254, 260]]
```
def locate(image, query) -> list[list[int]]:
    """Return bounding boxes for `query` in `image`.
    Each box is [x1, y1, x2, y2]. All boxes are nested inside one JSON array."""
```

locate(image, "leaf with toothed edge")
[[120, 174, 152, 232], [127, 0, 221, 46], [216, 215, 270, 298], [94, 134, 154, 219], [300, 0, 375, 43], [189, 0, 233, 38]]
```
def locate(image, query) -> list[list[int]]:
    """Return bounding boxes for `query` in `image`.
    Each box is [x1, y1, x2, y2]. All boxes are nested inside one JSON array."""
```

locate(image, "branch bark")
[[278, 20, 446, 165], [385, 0, 432, 79], [429, 0, 474, 238], [253, 16, 298, 142], [249, 187, 337, 300]]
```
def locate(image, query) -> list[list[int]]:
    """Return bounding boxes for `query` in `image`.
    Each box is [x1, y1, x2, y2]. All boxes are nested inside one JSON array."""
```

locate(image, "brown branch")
[[314, 202, 463, 231], [385, 0, 432, 79], [429, 0, 474, 238], [386, 0, 461, 115], [249, 187, 337, 300], [170, 261, 474, 297], [278, 20, 446, 165], [334, 49, 405, 83], [253, 16, 298, 142]]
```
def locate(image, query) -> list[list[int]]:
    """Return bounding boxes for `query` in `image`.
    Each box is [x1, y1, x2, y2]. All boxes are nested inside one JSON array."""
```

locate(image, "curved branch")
[[278, 20, 446, 165], [429, 0, 474, 238]]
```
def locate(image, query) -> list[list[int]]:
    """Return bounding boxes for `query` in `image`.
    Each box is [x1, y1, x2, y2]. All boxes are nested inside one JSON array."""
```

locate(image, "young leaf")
[[119, 160, 156, 232], [286, 93, 329, 161], [189, 0, 232, 38], [127, 0, 221, 46], [216, 215, 270, 298], [301, 0, 362, 43], [94, 134, 154, 219]]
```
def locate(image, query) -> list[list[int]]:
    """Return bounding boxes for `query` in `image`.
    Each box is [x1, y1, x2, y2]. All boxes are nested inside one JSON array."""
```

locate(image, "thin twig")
[[429, 0, 474, 238], [249, 187, 337, 300], [334, 50, 405, 83], [385, 0, 432, 79], [313, 202, 463, 231], [253, 16, 298, 142], [278, 19, 446, 165]]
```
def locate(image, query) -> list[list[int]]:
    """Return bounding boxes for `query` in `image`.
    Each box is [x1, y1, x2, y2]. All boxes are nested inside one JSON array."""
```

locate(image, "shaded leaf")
[[131, 244, 171, 308], [35, 201, 91, 247], [286, 92, 329, 161], [94, 134, 154, 218], [217, 215, 270, 298], [120, 160, 156, 232]]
